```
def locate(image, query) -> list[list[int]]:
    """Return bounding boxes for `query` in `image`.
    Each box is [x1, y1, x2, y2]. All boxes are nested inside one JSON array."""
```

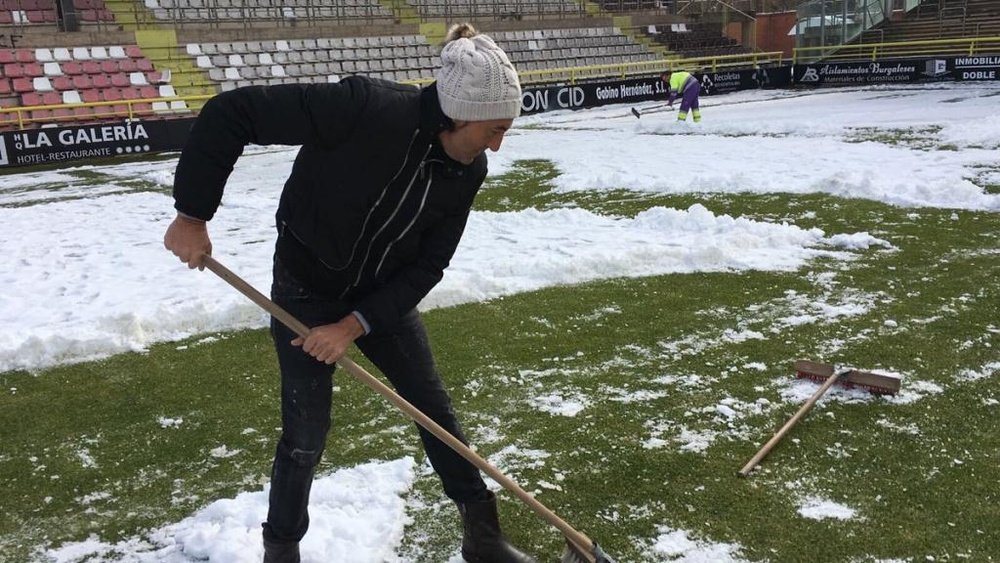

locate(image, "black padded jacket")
[[172, 76, 488, 334]]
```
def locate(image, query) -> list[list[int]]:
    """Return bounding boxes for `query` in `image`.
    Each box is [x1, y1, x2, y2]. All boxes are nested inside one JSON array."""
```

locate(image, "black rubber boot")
[[458, 491, 536, 563], [262, 533, 300, 563]]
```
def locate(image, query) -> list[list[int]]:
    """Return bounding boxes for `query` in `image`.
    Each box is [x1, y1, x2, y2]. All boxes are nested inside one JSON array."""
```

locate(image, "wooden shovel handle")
[[737, 368, 844, 477], [200, 255, 597, 559]]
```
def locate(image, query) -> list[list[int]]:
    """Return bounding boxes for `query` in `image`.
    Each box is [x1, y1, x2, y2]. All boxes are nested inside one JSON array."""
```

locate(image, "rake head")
[[794, 359, 901, 395], [561, 540, 617, 563]]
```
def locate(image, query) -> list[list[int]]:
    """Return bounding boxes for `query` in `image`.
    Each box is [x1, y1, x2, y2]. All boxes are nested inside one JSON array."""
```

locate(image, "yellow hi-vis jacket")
[[667, 71, 698, 103]]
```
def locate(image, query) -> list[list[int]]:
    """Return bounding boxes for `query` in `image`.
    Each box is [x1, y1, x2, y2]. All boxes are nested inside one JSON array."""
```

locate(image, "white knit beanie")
[[436, 23, 522, 122]]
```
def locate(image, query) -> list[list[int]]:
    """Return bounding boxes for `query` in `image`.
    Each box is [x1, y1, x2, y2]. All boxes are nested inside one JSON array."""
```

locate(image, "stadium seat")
[[72, 75, 94, 89], [33, 76, 53, 91], [62, 61, 83, 75], [3, 63, 24, 78], [62, 90, 83, 104], [91, 74, 111, 88], [52, 76, 73, 90], [146, 70, 169, 84], [51, 107, 73, 120], [23, 63, 43, 77], [40, 91, 60, 104], [22, 91, 42, 105]]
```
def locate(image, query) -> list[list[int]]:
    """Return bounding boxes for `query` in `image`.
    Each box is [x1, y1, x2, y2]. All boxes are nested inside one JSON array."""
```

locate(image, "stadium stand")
[[140, 0, 395, 26], [476, 27, 661, 70], [864, 0, 1000, 43], [642, 20, 751, 57], [0, 0, 779, 132], [404, 0, 585, 19], [0, 42, 186, 127], [599, 0, 668, 14], [188, 33, 437, 88], [0, 0, 115, 26]]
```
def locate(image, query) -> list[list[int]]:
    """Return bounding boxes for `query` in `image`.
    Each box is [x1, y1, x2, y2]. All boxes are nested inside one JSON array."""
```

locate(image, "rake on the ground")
[[737, 359, 901, 478], [200, 254, 616, 563], [630, 103, 674, 119]]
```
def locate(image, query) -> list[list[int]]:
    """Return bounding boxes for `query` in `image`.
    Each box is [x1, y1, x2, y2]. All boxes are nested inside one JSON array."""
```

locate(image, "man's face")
[[439, 118, 514, 165]]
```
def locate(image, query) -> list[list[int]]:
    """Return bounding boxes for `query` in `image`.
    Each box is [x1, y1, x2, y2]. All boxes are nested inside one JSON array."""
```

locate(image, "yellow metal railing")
[[793, 36, 1000, 64], [0, 95, 214, 130], [402, 51, 785, 87], [518, 51, 784, 85], [4, 34, 996, 131]]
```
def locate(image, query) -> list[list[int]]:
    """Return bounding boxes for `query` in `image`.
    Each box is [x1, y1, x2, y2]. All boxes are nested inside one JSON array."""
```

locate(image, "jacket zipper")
[[283, 129, 423, 273], [342, 142, 434, 297], [372, 164, 434, 279]]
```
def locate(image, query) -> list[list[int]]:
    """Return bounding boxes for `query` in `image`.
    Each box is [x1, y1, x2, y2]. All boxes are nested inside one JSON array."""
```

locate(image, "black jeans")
[[263, 257, 488, 543]]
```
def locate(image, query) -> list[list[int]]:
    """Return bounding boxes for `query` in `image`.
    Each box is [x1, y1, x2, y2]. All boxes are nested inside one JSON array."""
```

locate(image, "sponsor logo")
[[954, 56, 1000, 67], [961, 70, 997, 80], [799, 67, 820, 82], [0, 136, 7, 166], [923, 59, 948, 77]]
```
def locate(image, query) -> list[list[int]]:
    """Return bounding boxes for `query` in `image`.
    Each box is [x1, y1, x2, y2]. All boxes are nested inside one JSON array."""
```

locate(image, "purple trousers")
[[679, 78, 700, 113]]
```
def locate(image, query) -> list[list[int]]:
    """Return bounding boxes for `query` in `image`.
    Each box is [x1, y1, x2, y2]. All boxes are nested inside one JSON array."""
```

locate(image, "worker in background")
[[661, 69, 701, 123]]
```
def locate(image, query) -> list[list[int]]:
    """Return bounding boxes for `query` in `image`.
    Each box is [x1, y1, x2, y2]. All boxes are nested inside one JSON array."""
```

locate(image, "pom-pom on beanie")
[[436, 23, 522, 121]]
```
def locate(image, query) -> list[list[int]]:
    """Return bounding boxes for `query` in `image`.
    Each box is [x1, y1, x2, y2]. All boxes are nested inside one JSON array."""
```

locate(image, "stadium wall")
[[2, 55, 999, 169]]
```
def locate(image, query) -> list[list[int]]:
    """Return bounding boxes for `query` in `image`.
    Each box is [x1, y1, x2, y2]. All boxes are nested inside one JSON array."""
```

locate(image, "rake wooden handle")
[[737, 368, 844, 477], [200, 254, 597, 560]]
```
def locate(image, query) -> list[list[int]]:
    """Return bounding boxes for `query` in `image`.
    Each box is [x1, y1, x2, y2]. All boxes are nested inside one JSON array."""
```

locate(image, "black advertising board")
[[0, 118, 194, 169], [699, 66, 792, 95], [520, 75, 668, 115], [793, 59, 930, 85], [792, 56, 1000, 86], [0, 56, 992, 168], [952, 56, 1000, 81], [520, 67, 791, 115]]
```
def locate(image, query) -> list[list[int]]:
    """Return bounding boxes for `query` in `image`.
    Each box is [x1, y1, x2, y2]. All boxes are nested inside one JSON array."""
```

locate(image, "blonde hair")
[[443, 22, 478, 45]]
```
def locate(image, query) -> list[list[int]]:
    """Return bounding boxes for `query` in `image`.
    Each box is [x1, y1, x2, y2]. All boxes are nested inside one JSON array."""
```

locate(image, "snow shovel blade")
[[737, 360, 902, 477], [794, 360, 901, 395], [562, 539, 617, 563]]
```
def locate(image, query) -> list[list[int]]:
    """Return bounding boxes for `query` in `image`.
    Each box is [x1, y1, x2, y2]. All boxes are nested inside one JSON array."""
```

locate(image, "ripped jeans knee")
[[278, 437, 325, 468]]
